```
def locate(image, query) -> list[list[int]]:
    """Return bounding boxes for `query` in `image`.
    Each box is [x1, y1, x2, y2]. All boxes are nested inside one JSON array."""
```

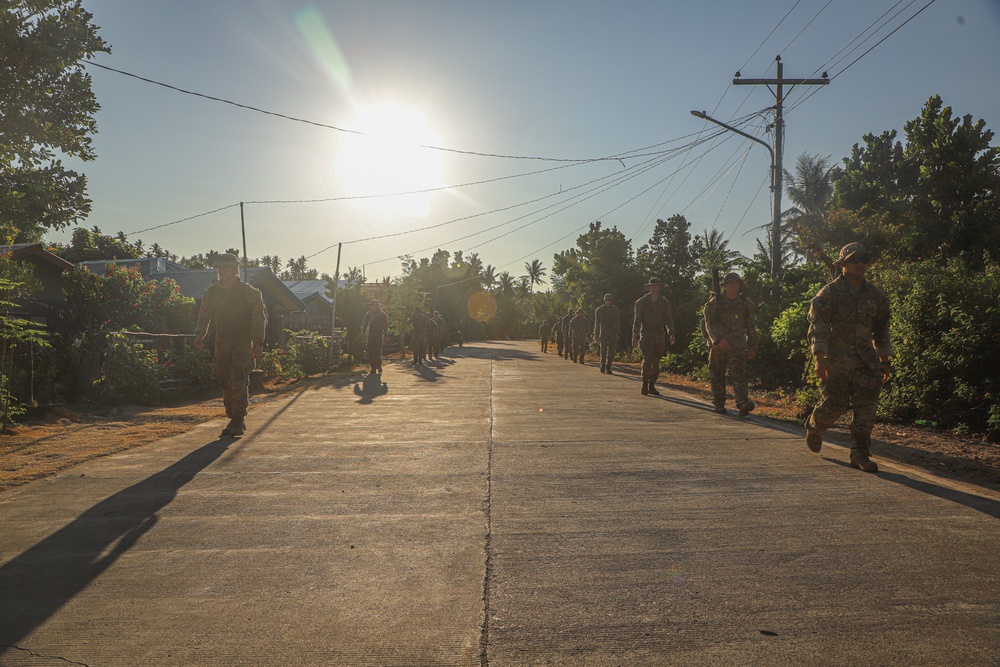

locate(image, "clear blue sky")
[[59, 0, 1000, 281]]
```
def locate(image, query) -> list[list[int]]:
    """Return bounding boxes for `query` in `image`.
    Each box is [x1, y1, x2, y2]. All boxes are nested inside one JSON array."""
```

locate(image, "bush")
[[169, 347, 215, 393], [99, 333, 168, 404], [285, 330, 329, 375]]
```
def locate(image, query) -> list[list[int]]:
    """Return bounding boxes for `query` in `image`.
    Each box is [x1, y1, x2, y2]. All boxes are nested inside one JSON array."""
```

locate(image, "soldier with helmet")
[[361, 298, 388, 375], [569, 308, 589, 364], [632, 278, 676, 395], [193, 253, 267, 437], [805, 243, 892, 473], [703, 272, 757, 416], [594, 293, 621, 374]]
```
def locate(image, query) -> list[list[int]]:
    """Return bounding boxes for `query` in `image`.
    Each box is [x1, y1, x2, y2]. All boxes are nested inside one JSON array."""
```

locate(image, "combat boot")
[[850, 436, 878, 472], [738, 400, 755, 417], [641, 380, 649, 395], [806, 431, 822, 453], [228, 420, 246, 437], [606, 367, 613, 375], [647, 383, 660, 396], [221, 418, 238, 437], [713, 405, 727, 414], [850, 455, 878, 472]]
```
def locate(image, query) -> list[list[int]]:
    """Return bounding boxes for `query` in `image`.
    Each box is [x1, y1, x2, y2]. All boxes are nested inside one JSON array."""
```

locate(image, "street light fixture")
[[690, 110, 781, 299]]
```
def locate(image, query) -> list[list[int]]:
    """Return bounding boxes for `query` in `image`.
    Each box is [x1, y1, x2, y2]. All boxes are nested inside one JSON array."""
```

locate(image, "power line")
[[130, 202, 241, 235], [87, 60, 702, 164], [778, 0, 835, 55]]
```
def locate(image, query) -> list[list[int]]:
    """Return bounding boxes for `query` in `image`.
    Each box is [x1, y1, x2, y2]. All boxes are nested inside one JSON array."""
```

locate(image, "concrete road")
[[1, 341, 998, 666]]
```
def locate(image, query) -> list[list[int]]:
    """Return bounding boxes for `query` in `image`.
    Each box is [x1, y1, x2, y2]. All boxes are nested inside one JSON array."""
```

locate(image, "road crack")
[[478, 354, 495, 667]]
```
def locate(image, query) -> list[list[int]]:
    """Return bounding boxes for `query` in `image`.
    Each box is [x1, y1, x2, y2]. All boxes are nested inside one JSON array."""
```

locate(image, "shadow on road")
[[0, 438, 232, 650], [824, 458, 1000, 519], [354, 375, 389, 404]]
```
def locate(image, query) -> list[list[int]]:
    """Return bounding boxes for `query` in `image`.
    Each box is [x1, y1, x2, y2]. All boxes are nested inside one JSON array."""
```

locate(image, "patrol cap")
[[370, 298, 380, 305], [834, 242, 870, 266], [603, 293, 613, 301], [214, 253, 240, 269], [645, 277, 663, 288], [722, 272, 743, 286]]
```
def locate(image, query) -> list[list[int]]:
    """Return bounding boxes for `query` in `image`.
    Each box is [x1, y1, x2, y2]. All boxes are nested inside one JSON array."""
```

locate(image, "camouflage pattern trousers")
[[639, 335, 666, 383], [540, 335, 549, 353], [555, 333, 564, 356], [412, 333, 427, 364], [807, 357, 883, 456], [573, 338, 587, 363], [708, 346, 749, 408], [367, 333, 384, 371], [599, 334, 617, 369], [214, 338, 254, 420]]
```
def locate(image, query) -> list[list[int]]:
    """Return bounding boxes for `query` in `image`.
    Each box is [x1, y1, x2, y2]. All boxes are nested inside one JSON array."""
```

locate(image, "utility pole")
[[328, 242, 342, 367], [733, 56, 827, 302], [239, 201, 248, 282]]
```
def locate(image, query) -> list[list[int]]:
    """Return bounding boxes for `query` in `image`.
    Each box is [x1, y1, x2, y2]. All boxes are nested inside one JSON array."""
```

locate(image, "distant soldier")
[[553, 318, 565, 357], [193, 253, 267, 437], [432, 310, 447, 359], [632, 277, 676, 396], [539, 319, 551, 353], [570, 308, 589, 364], [594, 293, 621, 374], [361, 298, 388, 375], [410, 306, 431, 366], [703, 272, 757, 416], [805, 243, 892, 473], [560, 308, 575, 360]]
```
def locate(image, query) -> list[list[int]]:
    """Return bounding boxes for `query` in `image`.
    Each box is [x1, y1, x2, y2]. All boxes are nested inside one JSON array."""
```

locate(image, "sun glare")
[[334, 102, 445, 219]]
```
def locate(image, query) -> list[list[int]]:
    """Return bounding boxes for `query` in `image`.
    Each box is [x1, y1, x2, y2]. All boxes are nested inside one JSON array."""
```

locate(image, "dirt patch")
[[0, 373, 348, 494], [613, 361, 1000, 491]]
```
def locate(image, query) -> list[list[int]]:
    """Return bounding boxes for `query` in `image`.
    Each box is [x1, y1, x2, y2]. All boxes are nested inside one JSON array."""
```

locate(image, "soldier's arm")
[[632, 300, 642, 337], [703, 300, 720, 345], [247, 286, 267, 344], [361, 311, 371, 336], [873, 291, 892, 360], [193, 288, 215, 340], [807, 287, 832, 357], [665, 299, 676, 338]]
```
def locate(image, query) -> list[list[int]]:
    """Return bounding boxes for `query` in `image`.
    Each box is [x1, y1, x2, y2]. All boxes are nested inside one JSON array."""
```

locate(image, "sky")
[[55, 0, 1000, 282]]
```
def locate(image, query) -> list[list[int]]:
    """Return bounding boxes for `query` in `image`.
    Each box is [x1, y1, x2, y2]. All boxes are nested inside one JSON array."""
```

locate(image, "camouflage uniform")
[[361, 305, 389, 373], [633, 292, 675, 387], [703, 290, 756, 412], [594, 299, 620, 373], [569, 311, 589, 363], [560, 311, 574, 360], [194, 275, 267, 425], [539, 320, 550, 353], [433, 313, 447, 357], [410, 310, 431, 365], [553, 319, 565, 356], [806, 273, 892, 462]]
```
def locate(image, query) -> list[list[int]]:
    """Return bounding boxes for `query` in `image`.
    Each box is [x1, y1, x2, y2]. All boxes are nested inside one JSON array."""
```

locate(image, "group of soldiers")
[[534, 242, 889, 474], [194, 243, 888, 474]]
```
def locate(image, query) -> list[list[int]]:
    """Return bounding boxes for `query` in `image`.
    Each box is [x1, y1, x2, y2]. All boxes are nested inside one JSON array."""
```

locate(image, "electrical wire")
[[129, 202, 241, 235], [778, 0, 835, 55]]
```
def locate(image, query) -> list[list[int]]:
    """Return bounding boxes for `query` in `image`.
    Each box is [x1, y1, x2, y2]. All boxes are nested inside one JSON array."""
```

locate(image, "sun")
[[334, 102, 445, 219]]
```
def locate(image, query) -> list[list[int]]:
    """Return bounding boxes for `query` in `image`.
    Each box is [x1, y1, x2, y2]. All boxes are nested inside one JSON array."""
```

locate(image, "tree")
[[495, 271, 515, 296], [831, 95, 1000, 266], [636, 215, 700, 351], [48, 226, 142, 263], [524, 259, 547, 291], [782, 153, 835, 266], [1, 1, 110, 241], [691, 228, 742, 279]]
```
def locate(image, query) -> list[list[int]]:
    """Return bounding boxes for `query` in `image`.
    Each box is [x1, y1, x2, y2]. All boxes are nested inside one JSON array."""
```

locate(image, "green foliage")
[[98, 332, 167, 404], [0, 276, 51, 427], [876, 256, 1000, 435], [48, 226, 142, 263], [63, 264, 197, 334], [0, 0, 111, 241], [257, 349, 286, 380], [168, 347, 214, 393]]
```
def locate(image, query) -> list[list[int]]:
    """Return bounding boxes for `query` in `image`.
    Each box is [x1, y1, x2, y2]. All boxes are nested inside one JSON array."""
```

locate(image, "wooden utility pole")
[[239, 201, 248, 282], [733, 56, 827, 301], [328, 242, 342, 366]]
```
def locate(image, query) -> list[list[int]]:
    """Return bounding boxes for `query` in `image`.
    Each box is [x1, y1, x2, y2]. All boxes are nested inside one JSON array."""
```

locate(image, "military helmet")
[[214, 253, 240, 269], [834, 242, 871, 266], [603, 293, 613, 301], [722, 272, 743, 286]]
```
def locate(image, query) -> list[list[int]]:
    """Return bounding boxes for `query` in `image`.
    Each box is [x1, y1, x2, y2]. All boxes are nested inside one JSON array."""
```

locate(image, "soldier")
[[704, 272, 757, 416], [193, 253, 267, 437], [570, 308, 589, 364], [410, 306, 431, 366], [434, 311, 448, 356], [553, 317, 565, 357], [594, 293, 621, 374], [361, 298, 388, 375], [632, 277, 676, 396], [805, 243, 892, 473], [539, 319, 551, 353], [560, 308, 575, 360]]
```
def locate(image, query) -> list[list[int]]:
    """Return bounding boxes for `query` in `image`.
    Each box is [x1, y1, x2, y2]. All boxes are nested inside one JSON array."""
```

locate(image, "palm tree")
[[467, 252, 483, 275], [481, 264, 497, 290], [695, 228, 741, 275], [783, 153, 834, 262], [524, 259, 547, 291], [495, 271, 515, 296]]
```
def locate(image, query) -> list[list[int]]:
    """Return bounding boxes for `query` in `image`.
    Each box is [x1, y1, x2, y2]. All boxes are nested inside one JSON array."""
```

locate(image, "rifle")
[[711, 266, 721, 296]]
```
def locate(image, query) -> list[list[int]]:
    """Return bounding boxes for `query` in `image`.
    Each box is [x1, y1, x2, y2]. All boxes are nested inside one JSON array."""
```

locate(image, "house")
[[282, 279, 343, 336], [0, 244, 76, 332]]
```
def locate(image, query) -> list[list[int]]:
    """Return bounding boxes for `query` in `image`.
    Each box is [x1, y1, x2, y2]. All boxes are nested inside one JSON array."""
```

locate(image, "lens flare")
[[467, 291, 497, 323], [294, 6, 353, 93]]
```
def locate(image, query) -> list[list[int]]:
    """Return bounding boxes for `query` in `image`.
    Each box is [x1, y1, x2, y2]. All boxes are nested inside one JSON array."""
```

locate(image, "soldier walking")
[[570, 308, 589, 364], [539, 319, 551, 353], [193, 253, 267, 437], [361, 298, 388, 375], [410, 306, 431, 366], [594, 294, 621, 374], [703, 272, 757, 416], [632, 278, 676, 396], [553, 318, 565, 357], [560, 308, 574, 360], [805, 243, 892, 472], [432, 310, 447, 359]]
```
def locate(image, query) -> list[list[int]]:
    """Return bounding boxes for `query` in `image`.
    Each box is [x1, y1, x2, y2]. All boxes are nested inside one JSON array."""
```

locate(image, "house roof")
[[78, 257, 187, 278], [282, 279, 338, 304], [0, 244, 74, 271]]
